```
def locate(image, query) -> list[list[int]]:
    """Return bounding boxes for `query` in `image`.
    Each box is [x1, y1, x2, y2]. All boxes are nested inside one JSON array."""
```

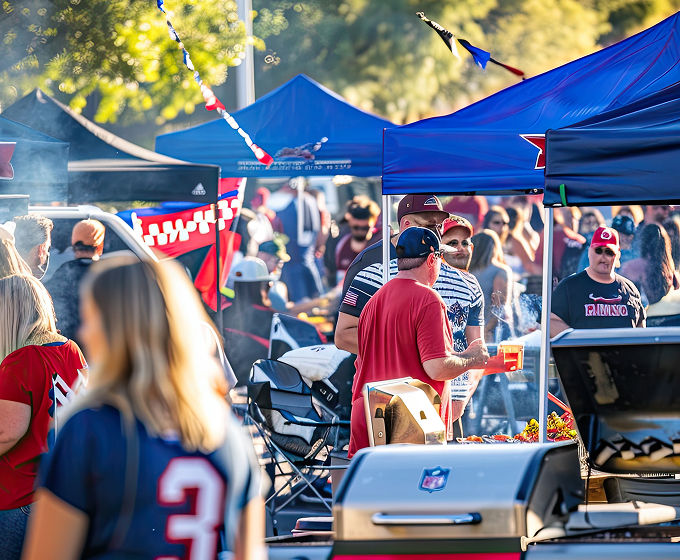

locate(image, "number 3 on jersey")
[[157, 457, 225, 560]]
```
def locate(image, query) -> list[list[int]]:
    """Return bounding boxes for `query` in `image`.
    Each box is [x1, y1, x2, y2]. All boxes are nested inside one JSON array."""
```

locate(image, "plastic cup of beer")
[[498, 340, 525, 371]]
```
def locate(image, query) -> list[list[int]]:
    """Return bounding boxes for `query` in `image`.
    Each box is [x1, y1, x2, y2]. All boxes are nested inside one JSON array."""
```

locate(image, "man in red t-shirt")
[[350, 227, 489, 457], [0, 340, 87, 511]]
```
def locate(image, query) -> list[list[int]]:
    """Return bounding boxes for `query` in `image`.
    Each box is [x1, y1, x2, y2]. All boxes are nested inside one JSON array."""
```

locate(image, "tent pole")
[[382, 195, 390, 284], [296, 176, 304, 246], [214, 201, 223, 333], [538, 206, 554, 444]]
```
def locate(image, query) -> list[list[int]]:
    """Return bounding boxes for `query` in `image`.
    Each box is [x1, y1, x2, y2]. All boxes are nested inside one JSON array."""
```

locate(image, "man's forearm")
[[335, 326, 358, 354], [428, 353, 482, 381], [335, 312, 360, 354]]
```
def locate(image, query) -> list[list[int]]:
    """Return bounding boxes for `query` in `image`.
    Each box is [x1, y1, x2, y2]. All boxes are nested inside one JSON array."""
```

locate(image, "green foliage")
[[2, 0, 680, 125], [1, 0, 247, 124], [254, 0, 680, 123]]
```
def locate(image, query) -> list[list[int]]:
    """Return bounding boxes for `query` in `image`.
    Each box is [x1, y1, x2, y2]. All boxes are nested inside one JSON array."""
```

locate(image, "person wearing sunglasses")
[[348, 227, 489, 457], [551, 226, 645, 337], [440, 216, 487, 430], [335, 196, 381, 282]]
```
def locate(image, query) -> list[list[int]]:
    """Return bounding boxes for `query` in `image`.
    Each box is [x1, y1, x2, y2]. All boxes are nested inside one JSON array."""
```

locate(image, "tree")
[[1, 0, 249, 124], [253, 0, 680, 123]]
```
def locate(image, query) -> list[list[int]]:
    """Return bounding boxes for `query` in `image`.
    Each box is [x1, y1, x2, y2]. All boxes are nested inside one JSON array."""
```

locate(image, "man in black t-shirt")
[[551, 225, 645, 337]]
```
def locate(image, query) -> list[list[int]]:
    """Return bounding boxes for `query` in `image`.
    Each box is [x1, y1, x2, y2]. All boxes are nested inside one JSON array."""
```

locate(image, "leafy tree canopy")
[[254, 0, 680, 123], [1, 0, 679, 125], [1, 0, 250, 124]]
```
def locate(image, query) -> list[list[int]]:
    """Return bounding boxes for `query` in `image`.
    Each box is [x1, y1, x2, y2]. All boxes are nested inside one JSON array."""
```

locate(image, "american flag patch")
[[342, 290, 358, 307]]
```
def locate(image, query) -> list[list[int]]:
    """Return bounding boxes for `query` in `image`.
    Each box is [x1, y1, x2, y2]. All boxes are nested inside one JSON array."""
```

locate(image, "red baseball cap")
[[397, 194, 449, 222], [590, 226, 619, 250], [442, 214, 473, 237]]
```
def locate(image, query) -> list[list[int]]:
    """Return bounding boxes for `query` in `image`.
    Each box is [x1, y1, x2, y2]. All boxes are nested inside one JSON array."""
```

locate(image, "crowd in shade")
[[228, 186, 680, 354]]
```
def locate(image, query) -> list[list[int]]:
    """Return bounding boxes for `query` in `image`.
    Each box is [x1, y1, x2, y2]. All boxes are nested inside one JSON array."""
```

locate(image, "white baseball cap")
[[230, 256, 275, 282]]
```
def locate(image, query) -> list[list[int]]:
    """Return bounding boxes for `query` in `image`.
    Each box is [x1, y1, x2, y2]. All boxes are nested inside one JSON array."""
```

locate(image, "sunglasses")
[[413, 221, 444, 232], [594, 247, 616, 257], [446, 239, 472, 248], [351, 225, 370, 231]]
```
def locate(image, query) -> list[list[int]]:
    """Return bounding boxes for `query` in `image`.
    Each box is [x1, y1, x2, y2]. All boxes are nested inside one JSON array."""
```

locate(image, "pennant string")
[[156, 0, 274, 165], [416, 12, 525, 80]]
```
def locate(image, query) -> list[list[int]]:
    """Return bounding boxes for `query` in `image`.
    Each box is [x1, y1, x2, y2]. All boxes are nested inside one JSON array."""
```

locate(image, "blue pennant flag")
[[457, 39, 491, 70]]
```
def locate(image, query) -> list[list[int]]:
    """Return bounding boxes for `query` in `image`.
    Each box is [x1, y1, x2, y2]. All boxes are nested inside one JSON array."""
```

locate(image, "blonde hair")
[[0, 239, 31, 279], [79, 257, 228, 453], [0, 274, 58, 361]]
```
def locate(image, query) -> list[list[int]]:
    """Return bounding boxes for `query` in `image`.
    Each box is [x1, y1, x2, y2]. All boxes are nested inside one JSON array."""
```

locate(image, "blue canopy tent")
[[155, 74, 394, 177], [381, 13, 680, 442], [0, 115, 69, 202], [545, 82, 680, 207], [382, 12, 680, 196]]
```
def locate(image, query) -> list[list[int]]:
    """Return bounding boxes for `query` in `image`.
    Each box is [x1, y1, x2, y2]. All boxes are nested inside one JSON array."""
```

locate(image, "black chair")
[[246, 359, 347, 528]]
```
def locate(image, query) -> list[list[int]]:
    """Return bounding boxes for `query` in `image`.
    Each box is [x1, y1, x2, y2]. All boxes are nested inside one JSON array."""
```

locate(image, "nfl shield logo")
[[419, 466, 451, 493]]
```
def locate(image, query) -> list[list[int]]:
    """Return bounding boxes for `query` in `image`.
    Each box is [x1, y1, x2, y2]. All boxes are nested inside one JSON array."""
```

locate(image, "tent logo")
[[520, 134, 546, 170], [192, 183, 207, 196]]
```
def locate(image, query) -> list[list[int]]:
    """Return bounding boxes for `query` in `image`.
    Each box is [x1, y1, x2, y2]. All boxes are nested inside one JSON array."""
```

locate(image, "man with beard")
[[440, 216, 485, 426], [12, 214, 53, 280], [335, 196, 381, 282]]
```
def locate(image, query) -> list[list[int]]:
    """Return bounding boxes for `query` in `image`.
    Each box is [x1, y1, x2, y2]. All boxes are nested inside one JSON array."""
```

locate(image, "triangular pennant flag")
[[417, 12, 525, 79], [456, 39, 491, 70], [416, 12, 460, 60]]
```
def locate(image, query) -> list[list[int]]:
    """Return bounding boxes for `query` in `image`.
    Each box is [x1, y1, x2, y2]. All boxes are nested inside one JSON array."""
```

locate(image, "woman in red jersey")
[[0, 274, 87, 560]]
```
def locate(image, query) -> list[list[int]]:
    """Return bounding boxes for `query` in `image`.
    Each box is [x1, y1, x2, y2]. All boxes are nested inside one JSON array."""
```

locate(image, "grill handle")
[[371, 513, 482, 526]]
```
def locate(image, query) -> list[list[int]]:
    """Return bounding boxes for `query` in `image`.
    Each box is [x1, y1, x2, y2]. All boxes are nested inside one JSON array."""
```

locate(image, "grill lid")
[[551, 327, 680, 473]]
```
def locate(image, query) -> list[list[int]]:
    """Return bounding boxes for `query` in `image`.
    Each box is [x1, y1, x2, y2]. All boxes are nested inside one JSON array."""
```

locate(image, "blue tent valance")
[[156, 74, 395, 178], [545, 82, 680, 207], [382, 12, 680, 196]]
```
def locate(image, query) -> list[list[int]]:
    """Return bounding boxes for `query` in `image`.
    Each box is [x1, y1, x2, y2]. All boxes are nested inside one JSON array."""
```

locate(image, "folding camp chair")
[[246, 359, 348, 529]]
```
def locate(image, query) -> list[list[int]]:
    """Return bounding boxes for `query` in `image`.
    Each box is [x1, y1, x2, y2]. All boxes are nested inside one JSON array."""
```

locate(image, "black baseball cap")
[[395, 227, 452, 258], [611, 214, 635, 236]]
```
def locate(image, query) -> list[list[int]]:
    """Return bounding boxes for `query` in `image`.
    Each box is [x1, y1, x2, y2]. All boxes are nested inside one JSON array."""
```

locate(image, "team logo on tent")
[[520, 134, 546, 170], [419, 466, 451, 493], [424, 196, 439, 206], [0, 142, 16, 180], [192, 183, 207, 196], [275, 137, 328, 162]]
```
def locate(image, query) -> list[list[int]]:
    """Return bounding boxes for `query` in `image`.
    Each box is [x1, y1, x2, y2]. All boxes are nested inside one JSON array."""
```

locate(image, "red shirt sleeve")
[[416, 297, 454, 364], [0, 351, 32, 406], [68, 341, 87, 370]]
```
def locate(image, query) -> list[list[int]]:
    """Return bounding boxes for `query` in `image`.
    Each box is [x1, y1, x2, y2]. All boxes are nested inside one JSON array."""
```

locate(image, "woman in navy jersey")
[[23, 257, 264, 560]]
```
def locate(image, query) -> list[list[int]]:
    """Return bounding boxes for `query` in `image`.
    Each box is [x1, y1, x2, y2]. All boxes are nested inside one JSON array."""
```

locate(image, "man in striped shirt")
[[336, 198, 487, 431]]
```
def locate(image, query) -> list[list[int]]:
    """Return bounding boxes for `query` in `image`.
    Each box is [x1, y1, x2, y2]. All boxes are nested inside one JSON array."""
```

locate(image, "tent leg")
[[214, 202, 223, 333], [381, 195, 390, 284], [296, 176, 305, 245], [538, 207, 554, 444]]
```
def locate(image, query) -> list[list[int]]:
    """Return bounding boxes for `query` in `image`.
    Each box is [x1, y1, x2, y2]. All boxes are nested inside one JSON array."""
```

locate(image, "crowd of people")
[[2, 188, 679, 558], [224, 183, 680, 385], [0, 216, 262, 560]]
